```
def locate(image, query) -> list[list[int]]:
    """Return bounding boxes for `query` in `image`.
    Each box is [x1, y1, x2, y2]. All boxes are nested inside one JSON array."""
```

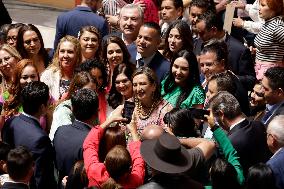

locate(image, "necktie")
[[138, 58, 144, 67]]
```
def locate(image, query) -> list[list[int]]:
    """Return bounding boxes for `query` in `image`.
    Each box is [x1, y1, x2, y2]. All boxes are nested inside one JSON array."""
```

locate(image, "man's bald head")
[[141, 125, 165, 141]]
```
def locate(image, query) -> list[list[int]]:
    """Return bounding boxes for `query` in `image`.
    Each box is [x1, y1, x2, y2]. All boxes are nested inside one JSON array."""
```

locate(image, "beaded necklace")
[[136, 99, 161, 120]]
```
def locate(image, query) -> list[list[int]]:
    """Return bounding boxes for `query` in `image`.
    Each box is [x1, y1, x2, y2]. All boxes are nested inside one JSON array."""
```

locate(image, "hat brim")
[[140, 138, 193, 174]]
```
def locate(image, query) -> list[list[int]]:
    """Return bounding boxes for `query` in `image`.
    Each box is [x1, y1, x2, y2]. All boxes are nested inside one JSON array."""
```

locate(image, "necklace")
[[136, 99, 161, 120]]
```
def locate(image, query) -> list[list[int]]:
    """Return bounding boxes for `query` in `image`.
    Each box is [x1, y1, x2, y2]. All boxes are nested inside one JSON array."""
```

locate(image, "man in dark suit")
[[53, 88, 99, 183], [209, 91, 271, 175], [54, 0, 108, 49], [261, 67, 284, 126], [2, 82, 56, 189], [266, 115, 284, 189], [194, 11, 255, 91], [136, 22, 170, 82], [104, 4, 144, 64], [2, 146, 33, 189], [199, 41, 250, 116]]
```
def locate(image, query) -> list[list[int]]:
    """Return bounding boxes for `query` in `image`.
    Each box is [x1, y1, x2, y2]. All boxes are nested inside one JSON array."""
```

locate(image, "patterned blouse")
[[134, 99, 173, 135]]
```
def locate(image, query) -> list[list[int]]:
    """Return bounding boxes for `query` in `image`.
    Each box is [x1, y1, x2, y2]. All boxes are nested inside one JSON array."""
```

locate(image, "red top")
[[133, 0, 159, 24], [83, 126, 145, 188]]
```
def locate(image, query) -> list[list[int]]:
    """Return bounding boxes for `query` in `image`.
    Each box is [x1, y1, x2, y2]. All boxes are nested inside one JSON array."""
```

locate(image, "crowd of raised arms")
[[0, 0, 284, 188]]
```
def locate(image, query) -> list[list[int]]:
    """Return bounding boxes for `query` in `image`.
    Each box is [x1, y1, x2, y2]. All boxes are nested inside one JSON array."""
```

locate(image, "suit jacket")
[[53, 120, 92, 179], [194, 34, 256, 90], [2, 114, 56, 189], [1, 182, 29, 189], [228, 119, 271, 174], [229, 71, 250, 116], [267, 148, 284, 189], [147, 51, 170, 82], [264, 101, 284, 127], [54, 6, 108, 49]]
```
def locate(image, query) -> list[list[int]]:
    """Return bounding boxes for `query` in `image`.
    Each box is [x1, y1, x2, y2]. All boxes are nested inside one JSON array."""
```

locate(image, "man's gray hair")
[[267, 115, 284, 146], [209, 91, 242, 120], [119, 4, 144, 20]]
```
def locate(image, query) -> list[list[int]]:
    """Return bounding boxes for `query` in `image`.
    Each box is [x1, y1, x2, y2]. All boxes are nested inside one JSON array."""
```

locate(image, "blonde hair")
[[0, 44, 22, 60], [49, 35, 82, 72]]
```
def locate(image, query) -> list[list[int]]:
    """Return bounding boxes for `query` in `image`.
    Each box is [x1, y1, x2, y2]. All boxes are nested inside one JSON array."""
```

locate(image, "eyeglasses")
[[7, 36, 17, 41]]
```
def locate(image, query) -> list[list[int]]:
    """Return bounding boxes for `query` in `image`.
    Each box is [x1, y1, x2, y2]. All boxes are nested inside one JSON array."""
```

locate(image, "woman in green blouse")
[[161, 50, 205, 109]]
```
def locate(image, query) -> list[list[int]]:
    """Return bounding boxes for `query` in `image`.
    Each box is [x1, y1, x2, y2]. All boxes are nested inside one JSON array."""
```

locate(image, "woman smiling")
[[41, 36, 81, 101], [78, 26, 102, 62], [161, 50, 205, 109], [108, 64, 134, 109], [132, 67, 173, 135], [102, 36, 131, 88], [16, 24, 50, 74]]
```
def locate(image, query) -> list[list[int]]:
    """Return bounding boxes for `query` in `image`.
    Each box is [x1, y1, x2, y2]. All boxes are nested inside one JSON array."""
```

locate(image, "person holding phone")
[[161, 50, 205, 109], [132, 67, 173, 135], [83, 105, 145, 188]]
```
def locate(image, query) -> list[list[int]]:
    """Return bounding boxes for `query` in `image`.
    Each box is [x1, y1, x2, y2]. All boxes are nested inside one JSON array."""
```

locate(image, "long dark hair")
[[165, 108, 198, 137], [163, 20, 193, 61], [16, 24, 49, 67], [102, 35, 131, 66], [108, 64, 134, 109], [163, 50, 201, 108], [79, 59, 108, 92]]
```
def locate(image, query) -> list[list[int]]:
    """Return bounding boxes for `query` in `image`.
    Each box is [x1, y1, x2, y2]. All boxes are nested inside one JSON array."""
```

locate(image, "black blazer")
[[2, 114, 56, 189], [229, 71, 250, 116], [53, 120, 92, 179], [1, 182, 29, 189], [194, 34, 256, 90], [228, 119, 271, 174], [148, 51, 171, 82]]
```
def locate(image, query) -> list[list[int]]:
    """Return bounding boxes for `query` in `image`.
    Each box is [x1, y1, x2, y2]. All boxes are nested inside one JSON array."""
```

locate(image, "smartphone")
[[123, 101, 135, 124], [189, 108, 210, 120]]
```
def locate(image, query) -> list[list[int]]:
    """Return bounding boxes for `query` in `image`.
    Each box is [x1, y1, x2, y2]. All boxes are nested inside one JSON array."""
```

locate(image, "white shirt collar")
[[22, 112, 40, 123], [271, 147, 284, 159], [229, 118, 246, 131], [135, 52, 156, 67]]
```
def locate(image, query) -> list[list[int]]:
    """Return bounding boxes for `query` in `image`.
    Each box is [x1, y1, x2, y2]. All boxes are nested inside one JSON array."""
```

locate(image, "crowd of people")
[[0, 0, 284, 188]]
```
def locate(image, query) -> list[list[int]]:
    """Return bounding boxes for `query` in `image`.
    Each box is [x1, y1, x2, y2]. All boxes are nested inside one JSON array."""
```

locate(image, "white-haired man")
[[266, 115, 284, 189]]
